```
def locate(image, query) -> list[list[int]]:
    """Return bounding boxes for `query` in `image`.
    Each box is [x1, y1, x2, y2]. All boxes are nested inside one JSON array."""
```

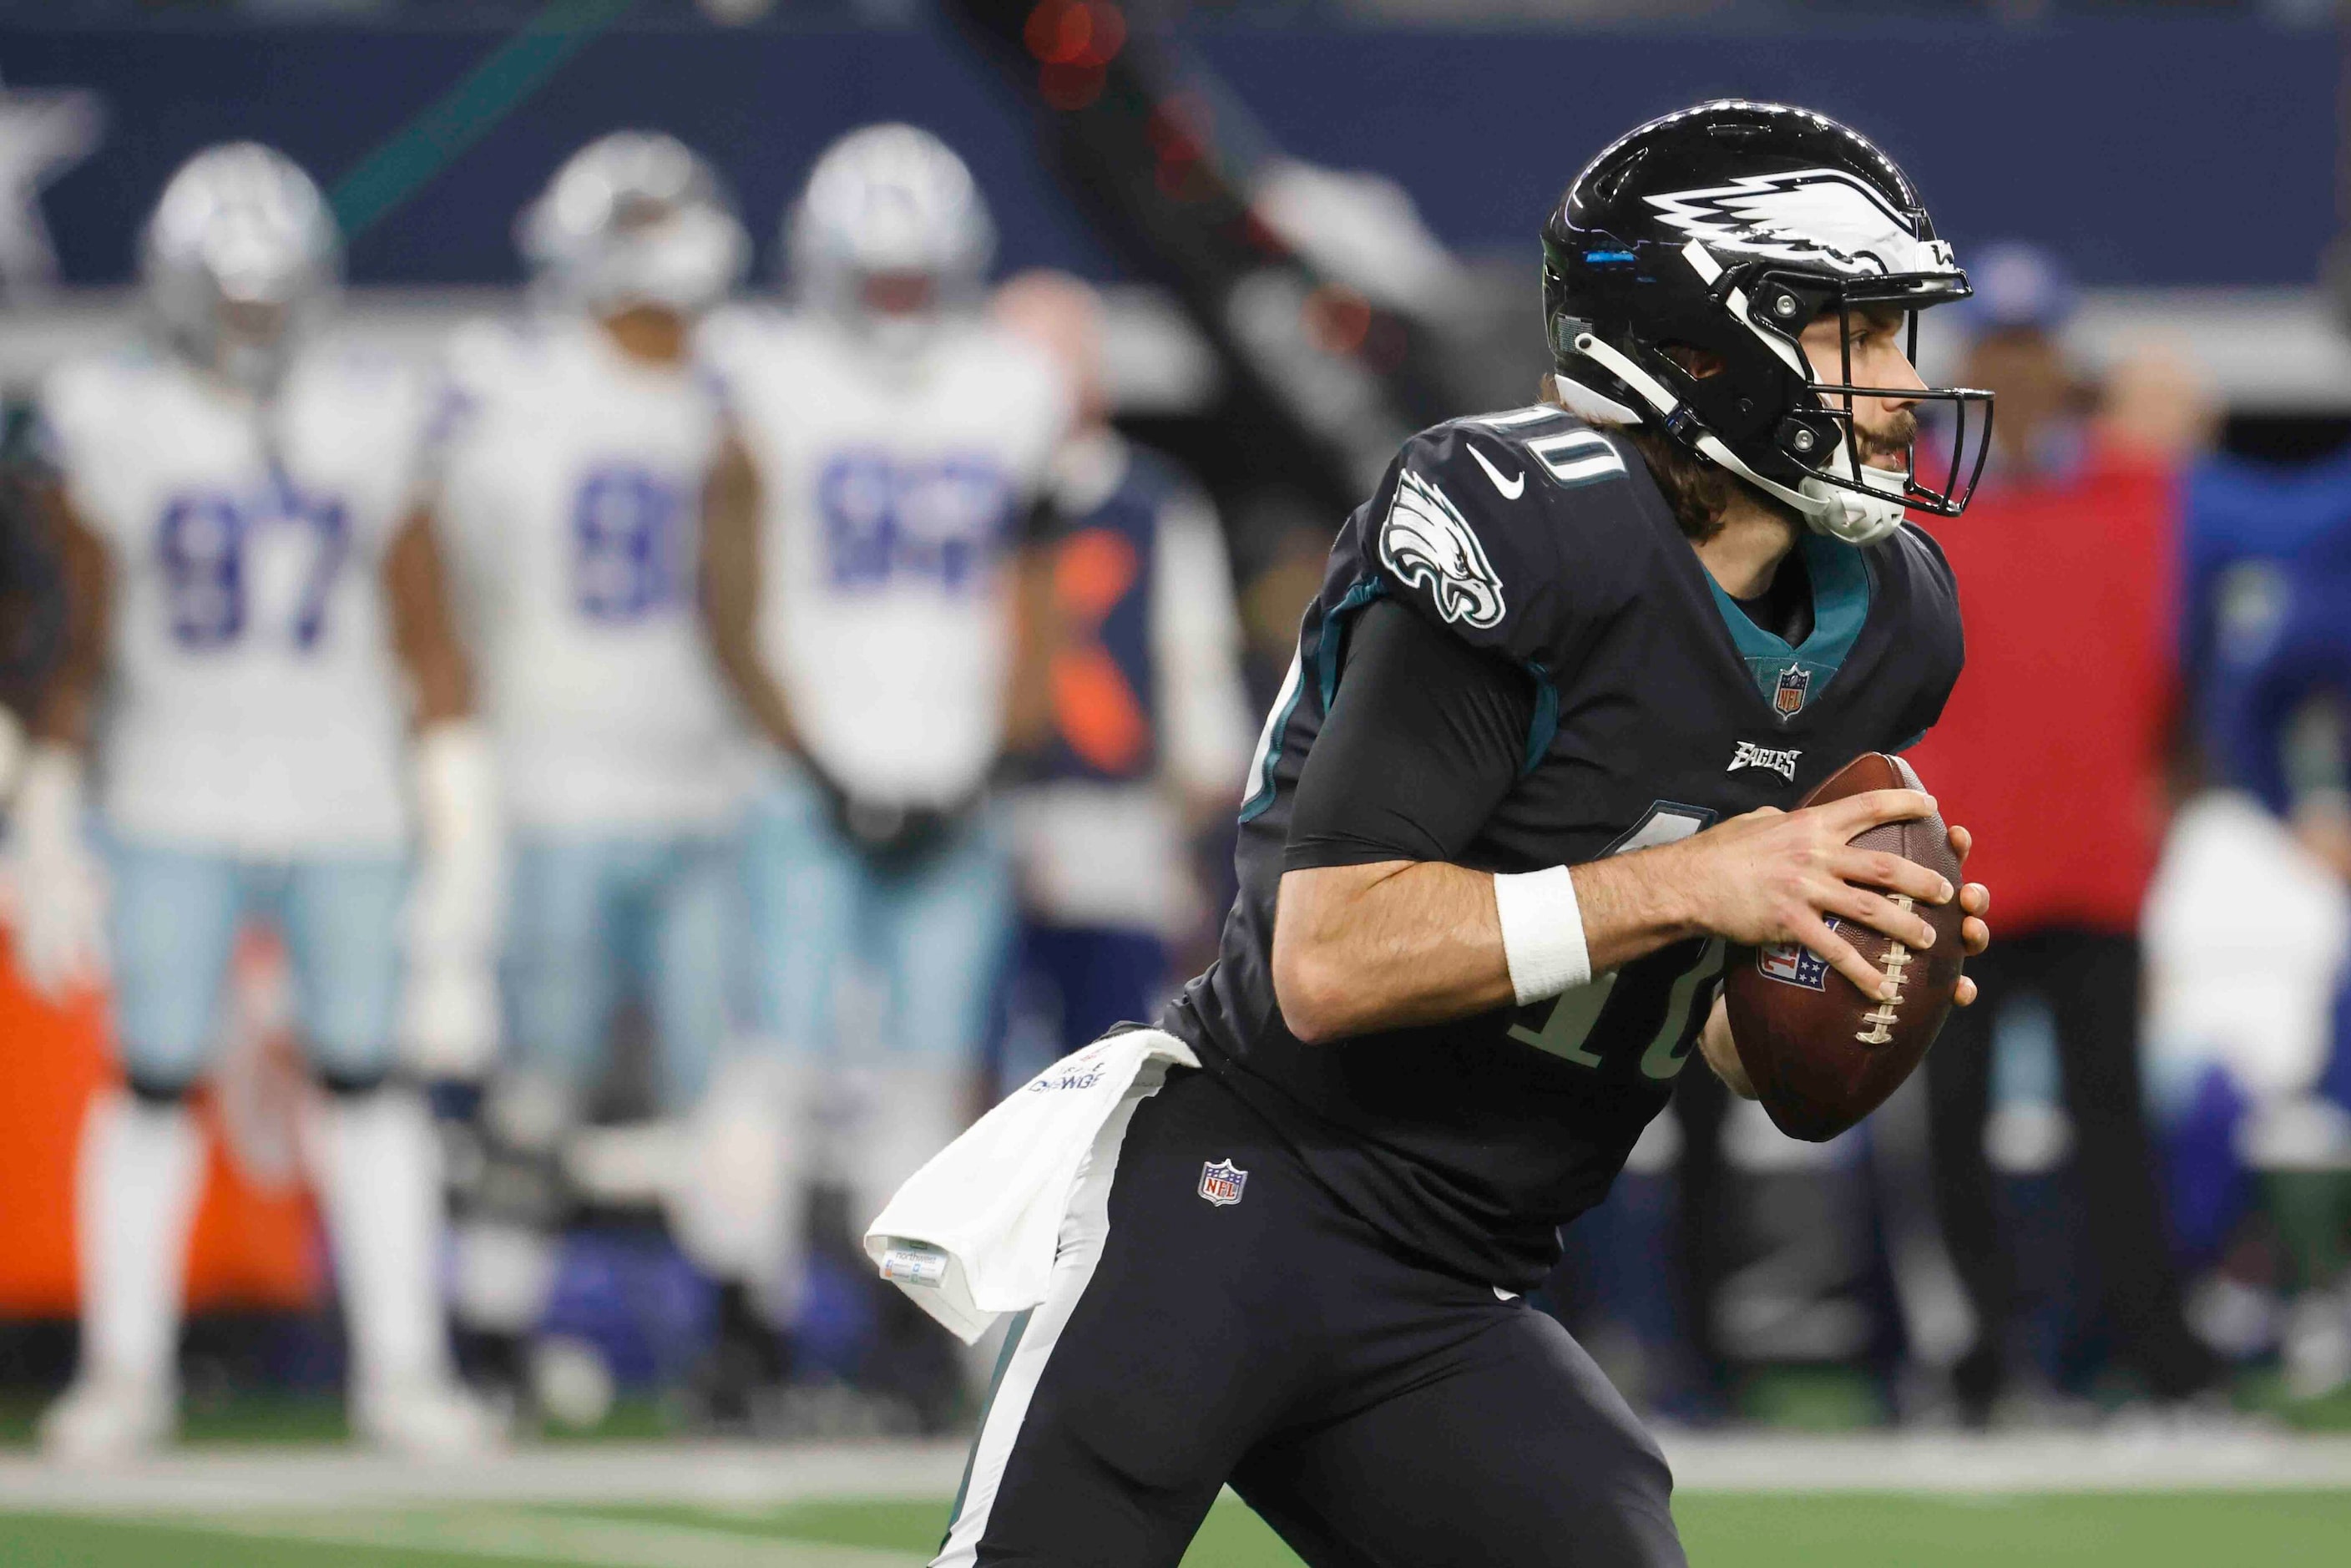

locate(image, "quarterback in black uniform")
[[934, 102, 1996, 1568]]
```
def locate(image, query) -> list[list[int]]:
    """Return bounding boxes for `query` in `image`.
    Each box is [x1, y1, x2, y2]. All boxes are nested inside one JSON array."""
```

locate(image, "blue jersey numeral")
[[572, 465, 686, 623], [817, 449, 1012, 594], [157, 484, 348, 652]]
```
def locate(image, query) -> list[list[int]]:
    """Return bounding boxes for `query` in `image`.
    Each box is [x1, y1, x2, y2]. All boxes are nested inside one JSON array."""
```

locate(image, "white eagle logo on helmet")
[[1643, 167, 1954, 279], [1378, 469, 1505, 630]]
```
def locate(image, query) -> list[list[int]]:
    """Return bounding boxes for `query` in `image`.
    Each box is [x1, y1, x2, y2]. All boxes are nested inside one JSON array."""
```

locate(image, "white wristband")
[[1494, 865, 1591, 1005]]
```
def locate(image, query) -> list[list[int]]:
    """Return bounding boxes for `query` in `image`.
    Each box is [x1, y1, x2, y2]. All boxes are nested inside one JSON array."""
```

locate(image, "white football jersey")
[[431, 316, 743, 832], [707, 309, 1071, 806], [38, 345, 423, 853]]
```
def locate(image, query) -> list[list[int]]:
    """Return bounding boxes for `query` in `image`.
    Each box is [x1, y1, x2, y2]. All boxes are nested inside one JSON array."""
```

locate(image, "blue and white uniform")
[[37, 343, 427, 1090], [1004, 431, 1251, 1088], [429, 316, 745, 1112], [706, 305, 1069, 1216]]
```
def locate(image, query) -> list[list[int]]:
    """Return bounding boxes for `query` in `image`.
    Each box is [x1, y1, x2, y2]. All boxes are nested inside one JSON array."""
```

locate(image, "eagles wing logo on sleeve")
[[1378, 469, 1506, 630], [1643, 168, 1955, 278]]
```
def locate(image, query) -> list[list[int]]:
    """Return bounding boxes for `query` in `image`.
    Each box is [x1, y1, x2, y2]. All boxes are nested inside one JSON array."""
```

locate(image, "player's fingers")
[[1961, 914, 1990, 956], [1954, 974, 1979, 1008], [1960, 880, 1990, 918], [1947, 822, 1973, 864], [1797, 913, 1894, 1000], [1822, 882, 1937, 949], [1831, 847, 1951, 906], [1816, 787, 1936, 834]]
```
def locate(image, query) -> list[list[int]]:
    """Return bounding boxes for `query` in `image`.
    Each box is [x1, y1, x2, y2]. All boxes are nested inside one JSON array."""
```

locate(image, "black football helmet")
[[1543, 100, 1990, 545]]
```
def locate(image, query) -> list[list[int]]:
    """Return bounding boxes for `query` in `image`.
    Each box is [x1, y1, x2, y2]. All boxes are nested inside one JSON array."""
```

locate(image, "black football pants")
[[1925, 928, 2219, 1409], [933, 1067, 1685, 1568]]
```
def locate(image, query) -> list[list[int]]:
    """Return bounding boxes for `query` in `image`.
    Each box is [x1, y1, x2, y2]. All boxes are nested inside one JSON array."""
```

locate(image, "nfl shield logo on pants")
[[1198, 1159, 1247, 1206]]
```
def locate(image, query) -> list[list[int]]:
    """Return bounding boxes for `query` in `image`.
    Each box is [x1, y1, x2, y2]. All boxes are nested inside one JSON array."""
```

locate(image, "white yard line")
[[1, 1431, 2348, 1517], [0, 1442, 968, 1514], [165, 1507, 928, 1567], [1657, 1430, 2351, 1493]]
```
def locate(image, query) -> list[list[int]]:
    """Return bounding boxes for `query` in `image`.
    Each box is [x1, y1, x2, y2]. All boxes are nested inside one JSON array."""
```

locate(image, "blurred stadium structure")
[[4, 0, 2351, 1561]]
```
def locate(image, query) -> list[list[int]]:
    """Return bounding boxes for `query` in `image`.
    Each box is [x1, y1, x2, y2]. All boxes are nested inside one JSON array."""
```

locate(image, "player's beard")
[[1853, 408, 1920, 474]]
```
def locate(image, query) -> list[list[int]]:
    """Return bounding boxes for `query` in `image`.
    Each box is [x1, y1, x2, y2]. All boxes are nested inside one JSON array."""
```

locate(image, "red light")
[[1024, 0, 1126, 69], [1304, 286, 1373, 357]]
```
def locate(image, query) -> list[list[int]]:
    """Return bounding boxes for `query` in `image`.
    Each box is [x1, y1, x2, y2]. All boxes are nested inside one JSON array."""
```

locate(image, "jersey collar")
[[1699, 530, 1873, 721]]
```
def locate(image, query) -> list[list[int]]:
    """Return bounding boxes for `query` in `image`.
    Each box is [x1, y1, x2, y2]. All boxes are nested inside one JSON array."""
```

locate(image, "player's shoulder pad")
[[1885, 521, 1962, 640], [438, 315, 539, 393], [1370, 405, 1641, 662], [35, 348, 153, 467], [958, 321, 1074, 422]]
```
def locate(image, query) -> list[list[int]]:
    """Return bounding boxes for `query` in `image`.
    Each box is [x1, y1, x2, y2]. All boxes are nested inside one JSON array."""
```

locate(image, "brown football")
[[1722, 752, 1964, 1142]]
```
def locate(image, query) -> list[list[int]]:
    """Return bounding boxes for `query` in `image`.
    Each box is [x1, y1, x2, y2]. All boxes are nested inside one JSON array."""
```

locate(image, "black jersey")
[[1163, 403, 1964, 1291]]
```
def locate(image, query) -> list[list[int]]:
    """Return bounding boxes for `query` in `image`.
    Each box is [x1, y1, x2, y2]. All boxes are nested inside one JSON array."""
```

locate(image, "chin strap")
[[1569, 330, 1906, 549]]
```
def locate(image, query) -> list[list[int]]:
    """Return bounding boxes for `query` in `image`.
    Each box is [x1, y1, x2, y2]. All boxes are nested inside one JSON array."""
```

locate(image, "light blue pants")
[[503, 830, 736, 1111], [104, 837, 408, 1092], [741, 773, 1013, 1065]]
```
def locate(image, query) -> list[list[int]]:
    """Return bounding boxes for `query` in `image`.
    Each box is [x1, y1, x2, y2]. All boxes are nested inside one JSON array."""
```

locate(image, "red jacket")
[[1904, 437, 2179, 935]]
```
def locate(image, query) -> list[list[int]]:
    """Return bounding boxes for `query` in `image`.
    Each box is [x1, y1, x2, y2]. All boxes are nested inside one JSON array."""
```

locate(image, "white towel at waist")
[[862, 1027, 1200, 1343]]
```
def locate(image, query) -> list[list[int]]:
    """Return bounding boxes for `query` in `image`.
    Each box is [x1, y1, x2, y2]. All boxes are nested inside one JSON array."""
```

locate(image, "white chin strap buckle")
[[1799, 463, 1907, 547]]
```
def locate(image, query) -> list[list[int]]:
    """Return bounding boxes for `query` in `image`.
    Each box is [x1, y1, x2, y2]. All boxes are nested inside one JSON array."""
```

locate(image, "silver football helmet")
[[785, 124, 995, 342], [141, 143, 340, 391], [517, 131, 747, 316]]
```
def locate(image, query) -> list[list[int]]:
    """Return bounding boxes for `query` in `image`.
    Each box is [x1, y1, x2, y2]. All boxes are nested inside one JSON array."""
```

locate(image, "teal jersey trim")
[[1317, 578, 1388, 707], [1523, 661, 1560, 775], [1239, 577, 1385, 825], [1703, 531, 1873, 716]]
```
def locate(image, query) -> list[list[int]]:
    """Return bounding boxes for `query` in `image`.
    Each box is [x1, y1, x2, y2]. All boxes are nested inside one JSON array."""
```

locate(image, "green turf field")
[[3, 1490, 2350, 1566]]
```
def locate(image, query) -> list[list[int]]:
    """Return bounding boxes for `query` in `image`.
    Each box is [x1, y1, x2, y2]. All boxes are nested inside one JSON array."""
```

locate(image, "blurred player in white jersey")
[[701, 125, 1069, 1378], [424, 133, 773, 1418], [11, 144, 495, 1459]]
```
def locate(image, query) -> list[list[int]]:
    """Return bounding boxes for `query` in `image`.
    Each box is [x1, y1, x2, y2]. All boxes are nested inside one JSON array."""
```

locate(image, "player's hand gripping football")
[[1671, 789, 1990, 1004], [1696, 817, 1990, 1097]]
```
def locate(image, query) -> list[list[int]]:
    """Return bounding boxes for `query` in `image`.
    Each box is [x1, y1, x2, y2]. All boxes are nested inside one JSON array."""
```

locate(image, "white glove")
[[4, 742, 108, 1000], [402, 721, 503, 1077]]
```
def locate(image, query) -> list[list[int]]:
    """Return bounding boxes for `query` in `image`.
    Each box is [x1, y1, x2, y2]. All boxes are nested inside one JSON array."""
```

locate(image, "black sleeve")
[[1285, 598, 1535, 870]]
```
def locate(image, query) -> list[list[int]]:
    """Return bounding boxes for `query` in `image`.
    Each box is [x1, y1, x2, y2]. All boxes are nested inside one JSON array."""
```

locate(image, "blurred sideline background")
[[4, 2, 2351, 1564]]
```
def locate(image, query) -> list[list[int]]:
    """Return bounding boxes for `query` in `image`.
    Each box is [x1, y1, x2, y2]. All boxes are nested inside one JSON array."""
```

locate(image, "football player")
[[701, 126, 1069, 1290], [928, 101, 1995, 1565], [423, 133, 770, 1416], [14, 144, 494, 1459], [990, 270, 1253, 1087]]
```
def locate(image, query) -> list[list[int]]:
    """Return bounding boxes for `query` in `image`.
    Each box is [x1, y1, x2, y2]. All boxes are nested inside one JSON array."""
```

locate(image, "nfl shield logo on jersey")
[[1198, 1159, 1248, 1206], [1772, 664, 1813, 717]]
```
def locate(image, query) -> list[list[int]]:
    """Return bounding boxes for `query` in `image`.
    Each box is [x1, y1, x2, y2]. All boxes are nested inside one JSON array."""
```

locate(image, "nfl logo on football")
[[1757, 940, 1830, 992], [1773, 664, 1812, 717], [1198, 1159, 1248, 1207]]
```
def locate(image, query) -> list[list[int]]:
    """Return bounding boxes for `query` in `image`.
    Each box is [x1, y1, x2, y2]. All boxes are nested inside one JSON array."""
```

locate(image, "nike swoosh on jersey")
[[1467, 443, 1525, 500]]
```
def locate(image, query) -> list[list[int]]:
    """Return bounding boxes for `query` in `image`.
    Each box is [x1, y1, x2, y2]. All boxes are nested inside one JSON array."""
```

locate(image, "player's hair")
[[1540, 372, 1756, 544], [1620, 425, 1738, 545]]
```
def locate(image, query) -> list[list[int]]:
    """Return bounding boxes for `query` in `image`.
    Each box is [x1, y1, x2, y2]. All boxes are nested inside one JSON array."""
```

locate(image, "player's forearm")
[[698, 435, 806, 757], [383, 509, 473, 725], [33, 489, 109, 751], [1567, 846, 1707, 974], [1275, 846, 1712, 1044], [1273, 862, 1516, 1042]]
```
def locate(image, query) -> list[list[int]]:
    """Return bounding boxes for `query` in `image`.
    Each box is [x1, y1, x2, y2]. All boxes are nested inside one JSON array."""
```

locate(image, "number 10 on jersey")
[[1507, 805, 1722, 1082]]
